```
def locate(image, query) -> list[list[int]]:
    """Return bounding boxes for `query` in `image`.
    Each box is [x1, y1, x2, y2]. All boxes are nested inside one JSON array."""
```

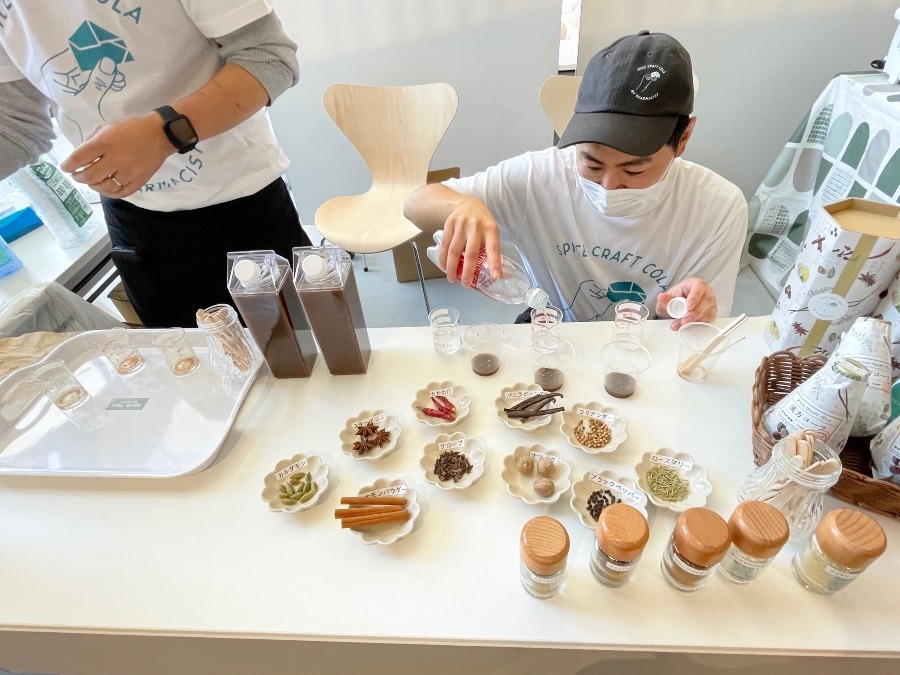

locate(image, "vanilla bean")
[[505, 392, 563, 414], [505, 406, 565, 419]]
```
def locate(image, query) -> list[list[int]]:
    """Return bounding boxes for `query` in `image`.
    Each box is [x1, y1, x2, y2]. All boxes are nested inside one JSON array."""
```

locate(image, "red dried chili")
[[419, 406, 455, 421]]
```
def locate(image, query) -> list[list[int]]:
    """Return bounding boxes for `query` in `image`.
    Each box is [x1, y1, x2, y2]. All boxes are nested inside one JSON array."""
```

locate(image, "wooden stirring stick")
[[677, 313, 748, 377]]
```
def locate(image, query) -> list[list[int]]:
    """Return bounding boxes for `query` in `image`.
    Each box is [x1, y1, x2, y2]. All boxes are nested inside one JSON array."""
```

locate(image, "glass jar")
[[520, 516, 569, 598], [737, 436, 841, 542], [590, 503, 649, 587], [195, 303, 258, 390], [792, 508, 887, 594], [718, 501, 789, 584], [661, 507, 730, 592]]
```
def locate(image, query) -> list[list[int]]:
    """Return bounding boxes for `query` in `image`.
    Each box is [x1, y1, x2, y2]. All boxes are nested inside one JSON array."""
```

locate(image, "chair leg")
[[362, 254, 369, 272], [410, 240, 431, 317]]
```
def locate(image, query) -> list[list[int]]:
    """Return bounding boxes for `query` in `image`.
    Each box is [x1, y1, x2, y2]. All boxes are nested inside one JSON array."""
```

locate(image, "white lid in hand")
[[301, 254, 328, 280], [667, 297, 688, 319], [234, 259, 262, 285]]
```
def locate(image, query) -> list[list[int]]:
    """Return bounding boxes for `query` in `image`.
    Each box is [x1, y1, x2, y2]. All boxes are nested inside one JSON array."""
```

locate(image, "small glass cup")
[[428, 306, 461, 355], [153, 327, 200, 376], [32, 360, 106, 432], [531, 305, 562, 352], [676, 322, 734, 383], [613, 301, 649, 346], [462, 322, 506, 376], [599, 342, 652, 399], [101, 327, 145, 376], [528, 336, 575, 392]]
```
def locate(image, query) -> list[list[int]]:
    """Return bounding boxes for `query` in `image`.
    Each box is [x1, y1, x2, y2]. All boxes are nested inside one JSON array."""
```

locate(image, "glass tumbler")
[[101, 327, 145, 376], [153, 327, 200, 376], [32, 360, 107, 432], [612, 301, 649, 345], [737, 437, 842, 542], [428, 306, 461, 355]]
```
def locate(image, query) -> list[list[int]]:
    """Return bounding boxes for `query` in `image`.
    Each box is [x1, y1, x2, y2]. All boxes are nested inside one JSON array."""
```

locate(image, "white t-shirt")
[[0, 0, 288, 211], [444, 146, 747, 322]]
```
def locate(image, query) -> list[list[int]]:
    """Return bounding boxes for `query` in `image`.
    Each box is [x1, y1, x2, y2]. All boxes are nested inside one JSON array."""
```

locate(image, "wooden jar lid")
[[672, 507, 731, 568], [815, 508, 887, 569], [728, 501, 789, 559], [596, 503, 649, 562], [520, 516, 570, 576]]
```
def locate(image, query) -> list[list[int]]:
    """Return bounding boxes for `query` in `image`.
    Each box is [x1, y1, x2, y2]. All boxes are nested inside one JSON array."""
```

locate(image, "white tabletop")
[[0, 316, 897, 657], [0, 212, 110, 305]]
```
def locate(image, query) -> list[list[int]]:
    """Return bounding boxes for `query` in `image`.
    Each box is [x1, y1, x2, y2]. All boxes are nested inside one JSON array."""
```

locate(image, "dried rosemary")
[[645, 465, 690, 502]]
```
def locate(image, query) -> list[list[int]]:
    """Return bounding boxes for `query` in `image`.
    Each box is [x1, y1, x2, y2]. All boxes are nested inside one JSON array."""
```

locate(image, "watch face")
[[169, 117, 198, 145]]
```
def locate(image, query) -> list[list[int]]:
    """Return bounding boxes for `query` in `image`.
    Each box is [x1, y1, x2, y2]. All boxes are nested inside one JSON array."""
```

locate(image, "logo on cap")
[[631, 65, 665, 101]]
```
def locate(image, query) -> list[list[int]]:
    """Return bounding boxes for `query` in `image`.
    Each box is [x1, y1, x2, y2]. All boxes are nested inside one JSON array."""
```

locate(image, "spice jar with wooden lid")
[[792, 508, 887, 594], [520, 516, 570, 598], [590, 503, 650, 587], [718, 501, 789, 584], [661, 507, 730, 592]]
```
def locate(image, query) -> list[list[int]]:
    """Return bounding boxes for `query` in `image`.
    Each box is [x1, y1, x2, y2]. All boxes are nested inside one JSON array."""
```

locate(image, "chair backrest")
[[322, 83, 459, 189], [538, 75, 582, 138]]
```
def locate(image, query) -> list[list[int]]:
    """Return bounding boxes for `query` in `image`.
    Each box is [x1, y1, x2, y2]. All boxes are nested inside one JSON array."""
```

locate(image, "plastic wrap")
[[0, 282, 123, 338]]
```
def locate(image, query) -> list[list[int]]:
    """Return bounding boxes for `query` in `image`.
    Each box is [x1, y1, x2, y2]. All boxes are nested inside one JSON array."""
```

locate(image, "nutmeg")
[[517, 455, 535, 475], [536, 458, 555, 478], [533, 477, 555, 498]]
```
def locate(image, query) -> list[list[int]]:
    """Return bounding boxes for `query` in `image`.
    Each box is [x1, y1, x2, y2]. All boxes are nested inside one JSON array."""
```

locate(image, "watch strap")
[[154, 105, 198, 154]]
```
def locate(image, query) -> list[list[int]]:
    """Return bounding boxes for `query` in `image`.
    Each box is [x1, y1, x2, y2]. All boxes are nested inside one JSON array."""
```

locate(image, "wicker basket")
[[751, 350, 900, 518]]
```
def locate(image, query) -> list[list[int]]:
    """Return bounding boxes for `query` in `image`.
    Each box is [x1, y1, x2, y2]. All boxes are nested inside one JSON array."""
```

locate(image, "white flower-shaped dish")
[[494, 383, 562, 432], [634, 448, 712, 513], [420, 432, 486, 490], [411, 381, 471, 427], [500, 444, 572, 505], [261, 453, 329, 513], [349, 477, 421, 545], [569, 469, 649, 529], [560, 402, 627, 454], [338, 409, 402, 461]]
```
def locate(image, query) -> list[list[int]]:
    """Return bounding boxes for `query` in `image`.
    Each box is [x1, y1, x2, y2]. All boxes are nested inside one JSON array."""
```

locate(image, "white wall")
[[269, 0, 561, 227], [578, 0, 899, 198]]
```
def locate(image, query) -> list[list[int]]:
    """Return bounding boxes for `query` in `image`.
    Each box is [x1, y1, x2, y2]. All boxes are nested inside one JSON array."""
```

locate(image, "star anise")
[[371, 428, 392, 447], [355, 422, 379, 437], [352, 438, 375, 455]]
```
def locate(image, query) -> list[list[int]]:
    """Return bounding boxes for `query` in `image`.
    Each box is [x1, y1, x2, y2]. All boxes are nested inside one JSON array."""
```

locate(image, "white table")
[[0, 317, 898, 674], [0, 212, 110, 305]]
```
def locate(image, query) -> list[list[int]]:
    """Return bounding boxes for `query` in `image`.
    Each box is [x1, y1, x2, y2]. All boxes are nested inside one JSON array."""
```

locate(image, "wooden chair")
[[538, 74, 582, 138], [315, 83, 459, 313]]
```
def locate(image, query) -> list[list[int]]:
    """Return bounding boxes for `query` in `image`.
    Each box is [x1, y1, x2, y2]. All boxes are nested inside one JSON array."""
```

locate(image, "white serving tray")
[[0, 329, 262, 478]]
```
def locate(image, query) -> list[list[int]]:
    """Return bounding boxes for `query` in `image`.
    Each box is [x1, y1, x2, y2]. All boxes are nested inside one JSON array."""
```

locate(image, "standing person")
[[404, 31, 747, 328], [0, 1, 311, 327]]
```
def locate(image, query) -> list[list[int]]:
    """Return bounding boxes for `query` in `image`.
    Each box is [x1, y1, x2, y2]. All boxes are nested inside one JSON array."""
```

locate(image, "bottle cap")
[[727, 501, 789, 559], [520, 515, 569, 575], [667, 297, 688, 319], [233, 259, 262, 286], [815, 508, 886, 569], [301, 254, 328, 280], [595, 503, 649, 562], [671, 507, 731, 568], [525, 287, 550, 310]]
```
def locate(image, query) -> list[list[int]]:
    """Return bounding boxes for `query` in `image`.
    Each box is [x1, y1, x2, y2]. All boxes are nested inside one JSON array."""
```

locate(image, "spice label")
[[276, 459, 308, 481], [721, 548, 767, 579], [650, 454, 692, 472], [825, 565, 857, 580], [605, 560, 638, 573], [353, 413, 387, 429], [438, 439, 465, 451], [506, 390, 547, 400], [529, 572, 557, 585], [673, 552, 712, 576], [587, 472, 642, 504], [577, 408, 616, 425], [530, 451, 558, 464], [362, 485, 407, 498], [430, 387, 454, 398]]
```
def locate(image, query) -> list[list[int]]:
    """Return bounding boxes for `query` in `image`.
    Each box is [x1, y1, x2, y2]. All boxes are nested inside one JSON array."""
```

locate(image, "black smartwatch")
[[154, 105, 198, 154]]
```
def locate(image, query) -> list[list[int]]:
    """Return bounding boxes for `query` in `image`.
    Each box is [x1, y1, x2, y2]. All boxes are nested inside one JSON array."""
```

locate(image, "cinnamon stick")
[[334, 505, 406, 518], [340, 496, 407, 506], [341, 510, 410, 529]]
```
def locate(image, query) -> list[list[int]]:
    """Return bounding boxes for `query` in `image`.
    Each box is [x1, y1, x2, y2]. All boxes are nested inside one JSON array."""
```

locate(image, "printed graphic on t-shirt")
[[565, 279, 648, 321], [40, 21, 132, 141]]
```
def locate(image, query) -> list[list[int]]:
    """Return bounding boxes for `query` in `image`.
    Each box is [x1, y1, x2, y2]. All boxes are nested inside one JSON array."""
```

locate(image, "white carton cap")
[[234, 259, 262, 285], [667, 297, 688, 319], [301, 254, 328, 280]]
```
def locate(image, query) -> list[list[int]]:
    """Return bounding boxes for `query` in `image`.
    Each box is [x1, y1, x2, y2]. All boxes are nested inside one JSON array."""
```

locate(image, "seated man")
[[404, 31, 747, 328]]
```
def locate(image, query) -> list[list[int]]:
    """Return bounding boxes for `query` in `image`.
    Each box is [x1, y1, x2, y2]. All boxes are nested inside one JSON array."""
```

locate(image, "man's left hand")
[[656, 277, 717, 330]]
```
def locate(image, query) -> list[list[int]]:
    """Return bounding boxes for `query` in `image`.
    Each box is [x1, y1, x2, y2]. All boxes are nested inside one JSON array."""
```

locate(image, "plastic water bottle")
[[426, 230, 549, 309], [7, 155, 96, 249]]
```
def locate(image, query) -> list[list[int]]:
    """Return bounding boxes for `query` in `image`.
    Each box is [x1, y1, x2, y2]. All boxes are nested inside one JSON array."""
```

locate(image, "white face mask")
[[577, 162, 674, 217]]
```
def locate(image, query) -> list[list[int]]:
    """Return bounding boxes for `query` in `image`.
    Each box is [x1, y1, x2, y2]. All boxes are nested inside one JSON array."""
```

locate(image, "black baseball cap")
[[557, 31, 694, 156]]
